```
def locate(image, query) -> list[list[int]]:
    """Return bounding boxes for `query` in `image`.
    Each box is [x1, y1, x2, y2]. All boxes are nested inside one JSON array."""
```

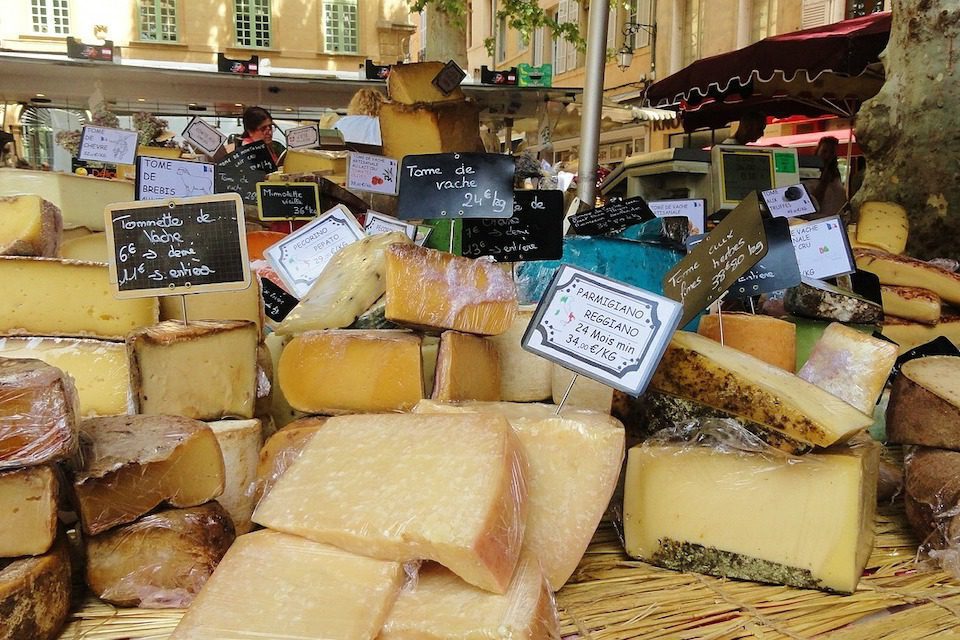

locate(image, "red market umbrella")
[[643, 12, 891, 132]]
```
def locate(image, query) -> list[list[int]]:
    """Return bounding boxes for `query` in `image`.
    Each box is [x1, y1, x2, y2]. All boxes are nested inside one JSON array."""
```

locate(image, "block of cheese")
[[74, 414, 225, 535], [255, 416, 325, 503], [847, 224, 873, 250], [489, 307, 552, 402], [278, 330, 423, 414], [254, 342, 273, 430], [651, 331, 874, 448], [552, 364, 613, 413], [264, 333, 305, 428], [380, 101, 482, 159], [624, 436, 879, 593], [0, 336, 131, 417], [0, 257, 158, 339], [0, 167, 133, 231], [881, 312, 960, 353], [904, 446, 960, 555], [160, 276, 263, 336], [0, 535, 71, 640], [277, 231, 412, 335], [206, 418, 261, 534], [797, 323, 898, 415], [880, 285, 941, 325], [856, 248, 960, 305], [856, 201, 909, 254], [697, 312, 796, 371], [85, 502, 234, 608], [128, 320, 259, 420], [386, 244, 517, 335], [887, 356, 960, 449], [784, 315, 876, 370], [432, 331, 501, 402], [387, 61, 467, 105], [380, 555, 559, 640], [413, 400, 624, 589], [253, 413, 527, 593], [421, 334, 440, 398], [59, 232, 108, 262], [350, 296, 401, 330], [0, 358, 78, 469], [281, 148, 347, 176], [170, 530, 404, 640], [0, 195, 61, 257], [784, 278, 883, 324], [0, 465, 58, 557]]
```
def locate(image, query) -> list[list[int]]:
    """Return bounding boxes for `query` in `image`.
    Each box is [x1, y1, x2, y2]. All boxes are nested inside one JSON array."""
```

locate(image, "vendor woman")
[[240, 106, 285, 166]]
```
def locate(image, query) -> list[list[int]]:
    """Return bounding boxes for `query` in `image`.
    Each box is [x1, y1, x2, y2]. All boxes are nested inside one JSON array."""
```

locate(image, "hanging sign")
[[182, 117, 227, 156]]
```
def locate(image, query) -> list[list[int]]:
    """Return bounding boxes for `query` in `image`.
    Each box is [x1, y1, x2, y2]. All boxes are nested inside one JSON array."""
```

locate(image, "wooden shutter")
[[801, 0, 832, 29]]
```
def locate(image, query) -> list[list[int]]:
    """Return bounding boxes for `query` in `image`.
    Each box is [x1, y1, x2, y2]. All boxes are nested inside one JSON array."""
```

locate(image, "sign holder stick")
[[289, 221, 294, 234], [555, 374, 578, 415], [449, 220, 457, 254], [180, 295, 189, 326], [748, 297, 756, 314]]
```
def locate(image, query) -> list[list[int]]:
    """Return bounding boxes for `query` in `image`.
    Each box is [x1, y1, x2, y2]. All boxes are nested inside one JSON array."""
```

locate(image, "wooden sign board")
[[522, 265, 683, 396], [396, 152, 515, 220], [789, 214, 856, 280], [215, 142, 276, 205], [78, 125, 138, 165], [460, 190, 564, 262], [136, 156, 215, 201], [103, 193, 250, 298], [182, 117, 226, 156], [256, 182, 320, 221], [568, 196, 655, 236]]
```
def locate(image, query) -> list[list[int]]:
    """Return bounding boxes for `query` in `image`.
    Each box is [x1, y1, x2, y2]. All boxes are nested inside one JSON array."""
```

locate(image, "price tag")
[[364, 211, 417, 240], [215, 142, 276, 205], [761, 184, 817, 218], [397, 153, 515, 220], [569, 196, 654, 236], [789, 214, 855, 280], [136, 156, 214, 201], [261, 278, 299, 323], [460, 190, 563, 262], [347, 152, 399, 195], [285, 125, 320, 150], [256, 182, 320, 221], [78, 125, 138, 165], [649, 199, 707, 235], [522, 265, 683, 396], [182, 117, 227, 155]]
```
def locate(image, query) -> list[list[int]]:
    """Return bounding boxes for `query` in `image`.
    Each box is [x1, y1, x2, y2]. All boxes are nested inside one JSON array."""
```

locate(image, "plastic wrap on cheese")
[[254, 416, 326, 505], [0, 357, 79, 469], [904, 446, 960, 580], [85, 502, 236, 608]]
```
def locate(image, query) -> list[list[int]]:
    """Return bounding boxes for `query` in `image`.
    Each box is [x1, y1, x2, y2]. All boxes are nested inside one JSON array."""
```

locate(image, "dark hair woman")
[[240, 106, 284, 166]]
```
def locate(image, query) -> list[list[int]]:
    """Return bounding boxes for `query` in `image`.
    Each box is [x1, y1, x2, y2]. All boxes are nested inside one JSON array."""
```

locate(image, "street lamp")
[[617, 21, 657, 72]]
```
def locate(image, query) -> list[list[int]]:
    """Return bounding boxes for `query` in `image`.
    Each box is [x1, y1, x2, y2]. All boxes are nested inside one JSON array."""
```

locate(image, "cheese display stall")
[[2, 61, 960, 640]]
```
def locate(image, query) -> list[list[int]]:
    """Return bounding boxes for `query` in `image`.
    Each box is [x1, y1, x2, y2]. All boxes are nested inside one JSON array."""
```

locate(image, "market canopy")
[[643, 11, 891, 132]]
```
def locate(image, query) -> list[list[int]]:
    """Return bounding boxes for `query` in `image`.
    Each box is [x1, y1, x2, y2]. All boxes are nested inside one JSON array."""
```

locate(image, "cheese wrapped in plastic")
[[904, 446, 960, 579], [254, 417, 326, 504], [0, 534, 71, 640], [0, 465, 59, 557], [888, 355, 960, 449]]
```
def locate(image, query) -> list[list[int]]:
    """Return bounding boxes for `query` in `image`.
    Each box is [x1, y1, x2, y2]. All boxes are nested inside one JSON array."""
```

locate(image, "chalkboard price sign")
[[103, 193, 250, 299], [261, 278, 299, 323], [461, 190, 563, 262], [215, 142, 276, 205], [568, 196, 655, 236], [256, 182, 320, 220], [396, 153, 515, 220]]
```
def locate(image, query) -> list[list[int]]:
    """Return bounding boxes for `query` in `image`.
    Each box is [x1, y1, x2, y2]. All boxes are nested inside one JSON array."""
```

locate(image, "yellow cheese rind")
[[253, 413, 528, 593], [0, 168, 133, 231], [855, 248, 960, 305], [380, 101, 482, 159], [881, 312, 960, 354], [432, 331, 501, 402], [623, 437, 879, 593], [0, 465, 58, 557], [280, 148, 347, 175], [489, 308, 553, 402], [387, 61, 467, 105], [206, 419, 262, 534], [159, 276, 264, 337], [0, 195, 62, 257], [650, 331, 873, 447], [856, 201, 909, 254], [0, 257, 158, 339], [0, 535, 71, 640], [880, 285, 941, 325], [697, 312, 797, 372], [170, 529, 405, 640], [263, 333, 305, 428]]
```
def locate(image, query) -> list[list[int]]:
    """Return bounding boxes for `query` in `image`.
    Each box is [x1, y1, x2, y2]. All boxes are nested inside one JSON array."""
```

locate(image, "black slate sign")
[[215, 142, 276, 205], [396, 153, 515, 220], [104, 193, 250, 298], [729, 217, 801, 298], [256, 182, 320, 220], [569, 196, 655, 236], [261, 278, 299, 323], [460, 190, 563, 262]]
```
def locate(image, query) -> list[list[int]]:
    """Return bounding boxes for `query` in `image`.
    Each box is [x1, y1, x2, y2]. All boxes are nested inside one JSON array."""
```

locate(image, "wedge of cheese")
[[881, 312, 960, 353], [0, 168, 133, 231], [880, 285, 941, 325], [0, 257, 158, 339], [128, 320, 259, 420], [206, 419, 262, 534], [59, 232, 108, 262], [281, 148, 347, 175], [380, 101, 482, 160], [414, 400, 624, 590], [263, 333, 305, 428], [0, 535, 71, 640], [697, 312, 796, 371], [85, 502, 235, 608], [253, 413, 527, 593], [74, 415, 225, 535], [380, 555, 559, 640], [888, 356, 960, 449], [386, 244, 517, 335], [255, 417, 326, 503], [0, 195, 62, 257], [170, 529, 403, 640], [0, 465, 58, 557], [278, 330, 423, 414], [489, 307, 552, 402], [159, 277, 264, 337], [387, 61, 467, 105], [856, 248, 960, 306], [797, 323, 898, 415], [0, 358, 78, 469], [432, 331, 501, 402], [650, 331, 874, 448], [856, 201, 909, 254], [552, 364, 613, 413], [785, 278, 883, 324], [624, 436, 879, 593]]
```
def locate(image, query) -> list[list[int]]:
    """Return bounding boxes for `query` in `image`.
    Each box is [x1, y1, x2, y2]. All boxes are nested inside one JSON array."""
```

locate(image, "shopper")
[[334, 88, 385, 148]]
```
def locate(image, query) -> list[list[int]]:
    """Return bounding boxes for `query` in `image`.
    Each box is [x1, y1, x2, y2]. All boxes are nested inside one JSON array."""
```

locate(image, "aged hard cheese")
[[206, 419, 261, 534], [887, 356, 960, 449], [552, 365, 613, 413], [624, 437, 879, 593], [74, 415, 225, 535], [85, 502, 235, 608], [0, 336, 131, 417], [128, 320, 259, 420], [387, 61, 467, 105], [278, 330, 423, 414], [489, 307, 552, 402], [856, 201, 909, 254], [159, 276, 263, 336], [881, 312, 960, 353], [280, 148, 347, 175], [697, 312, 796, 371], [651, 331, 874, 448], [880, 285, 941, 325], [0, 194, 61, 257], [785, 278, 883, 324], [59, 232, 108, 262], [386, 244, 517, 335], [0, 535, 71, 640], [255, 416, 325, 503], [414, 400, 624, 590], [421, 334, 440, 398], [380, 555, 559, 640], [0, 465, 58, 557], [380, 101, 482, 159], [432, 331, 501, 401], [263, 333, 305, 428], [253, 413, 527, 593], [903, 447, 960, 554], [0, 257, 158, 339], [856, 248, 960, 305], [170, 530, 404, 640]]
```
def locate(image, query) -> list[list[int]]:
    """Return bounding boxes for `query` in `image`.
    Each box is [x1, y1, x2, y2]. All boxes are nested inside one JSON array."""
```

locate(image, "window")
[[554, 0, 580, 74], [751, 0, 778, 41], [628, 0, 654, 49], [323, 0, 359, 54], [235, 0, 271, 48], [139, 0, 178, 42], [847, 0, 885, 18], [31, 0, 70, 36], [801, 0, 832, 28]]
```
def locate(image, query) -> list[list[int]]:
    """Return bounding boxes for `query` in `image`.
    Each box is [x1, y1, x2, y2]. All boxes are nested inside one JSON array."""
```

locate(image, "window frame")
[[235, 0, 272, 49], [138, 0, 179, 43], [322, 0, 360, 55], [31, 0, 71, 37]]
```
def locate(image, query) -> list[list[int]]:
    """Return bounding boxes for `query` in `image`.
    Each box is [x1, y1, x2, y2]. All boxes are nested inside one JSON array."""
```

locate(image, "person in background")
[[333, 89, 385, 148], [721, 110, 767, 145], [240, 106, 285, 166], [812, 135, 846, 218]]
